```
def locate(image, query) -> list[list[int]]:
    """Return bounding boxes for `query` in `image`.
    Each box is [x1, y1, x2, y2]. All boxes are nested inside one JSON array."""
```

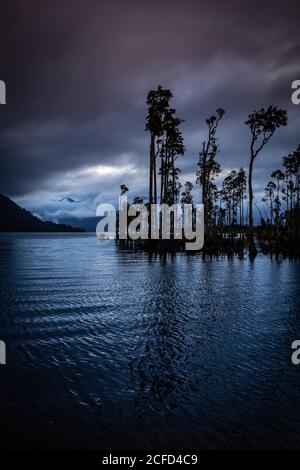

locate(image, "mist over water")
[[0, 234, 300, 449]]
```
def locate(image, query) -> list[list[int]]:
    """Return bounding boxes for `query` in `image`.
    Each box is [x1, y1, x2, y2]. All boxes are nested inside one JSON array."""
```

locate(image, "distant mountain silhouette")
[[0, 194, 84, 232], [59, 216, 101, 232]]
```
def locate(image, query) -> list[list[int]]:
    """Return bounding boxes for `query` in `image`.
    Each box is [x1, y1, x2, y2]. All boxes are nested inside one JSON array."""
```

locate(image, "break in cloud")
[[0, 0, 300, 223]]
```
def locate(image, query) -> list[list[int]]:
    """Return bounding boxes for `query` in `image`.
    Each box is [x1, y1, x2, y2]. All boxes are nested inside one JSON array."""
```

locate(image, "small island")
[[115, 86, 300, 259]]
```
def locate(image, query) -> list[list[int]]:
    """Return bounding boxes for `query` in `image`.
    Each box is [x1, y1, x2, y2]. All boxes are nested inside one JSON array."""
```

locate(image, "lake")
[[0, 233, 300, 449]]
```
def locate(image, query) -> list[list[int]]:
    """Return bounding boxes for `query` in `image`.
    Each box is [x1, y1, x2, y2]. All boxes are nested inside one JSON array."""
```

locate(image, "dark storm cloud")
[[0, 0, 300, 210]]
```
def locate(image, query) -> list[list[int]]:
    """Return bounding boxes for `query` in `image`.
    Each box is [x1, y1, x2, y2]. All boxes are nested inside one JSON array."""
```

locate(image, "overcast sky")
[[1, 0, 299, 222]]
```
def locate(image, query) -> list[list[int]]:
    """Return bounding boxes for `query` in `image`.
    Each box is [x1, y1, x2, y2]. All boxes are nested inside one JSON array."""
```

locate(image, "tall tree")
[[159, 108, 184, 205], [245, 106, 287, 227], [283, 145, 300, 209], [146, 86, 172, 205], [196, 108, 225, 227], [180, 181, 194, 205], [262, 180, 276, 225]]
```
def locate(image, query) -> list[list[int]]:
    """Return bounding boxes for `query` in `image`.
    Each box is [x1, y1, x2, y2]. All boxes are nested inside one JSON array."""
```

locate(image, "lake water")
[[0, 233, 300, 449]]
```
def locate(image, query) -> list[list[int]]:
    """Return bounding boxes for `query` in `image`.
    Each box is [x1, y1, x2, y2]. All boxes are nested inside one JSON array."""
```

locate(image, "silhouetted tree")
[[180, 181, 194, 205], [196, 108, 225, 228], [245, 106, 287, 227], [283, 145, 300, 209], [120, 184, 129, 196], [146, 86, 172, 205], [159, 108, 185, 205], [132, 196, 143, 204], [282, 145, 300, 238], [237, 167, 247, 227], [262, 181, 275, 225]]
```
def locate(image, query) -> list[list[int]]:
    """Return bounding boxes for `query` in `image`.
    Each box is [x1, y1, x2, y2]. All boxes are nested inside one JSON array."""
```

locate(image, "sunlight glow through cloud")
[[80, 165, 138, 178]]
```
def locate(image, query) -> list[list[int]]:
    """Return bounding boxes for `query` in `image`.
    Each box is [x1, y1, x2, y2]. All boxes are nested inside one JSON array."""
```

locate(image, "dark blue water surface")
[[0, 233, 300, 449]]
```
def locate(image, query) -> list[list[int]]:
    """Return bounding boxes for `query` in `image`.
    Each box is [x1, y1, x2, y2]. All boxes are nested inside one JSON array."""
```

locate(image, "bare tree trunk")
[[270, 200, 273, 225], [248, 156, 254, 227], [153, 150, 157, 205], [202, 142, 207, 208], [242, 197, 244, 228], [160, 149, 164, 204], [149, 134, 155, 205], [172, 155, 175, 205], [149, 134, 155, 239], [164, 149, 169, 203]]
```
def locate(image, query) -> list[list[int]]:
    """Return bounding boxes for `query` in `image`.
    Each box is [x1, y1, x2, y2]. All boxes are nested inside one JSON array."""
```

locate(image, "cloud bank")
[[1, 0, 300, 222]]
